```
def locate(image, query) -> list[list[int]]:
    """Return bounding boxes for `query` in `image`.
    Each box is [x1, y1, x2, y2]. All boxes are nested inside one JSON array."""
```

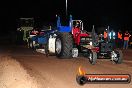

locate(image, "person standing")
[[109, 30, 116, 48], [117, 30, 123, 49], [123, 30, 131, 49], [104, 29, 108, 41]]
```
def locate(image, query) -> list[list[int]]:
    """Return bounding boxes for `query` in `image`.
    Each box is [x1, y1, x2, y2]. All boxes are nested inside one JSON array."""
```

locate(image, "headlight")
[[90, 42, 92, 45], [81, 38, 85, 41]]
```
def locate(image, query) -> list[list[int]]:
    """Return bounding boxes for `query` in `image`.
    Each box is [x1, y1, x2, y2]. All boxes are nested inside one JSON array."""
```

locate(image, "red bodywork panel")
[[72, 27, 89, 45], [91, 47, 99, 52], [72, 27, 99, 52]]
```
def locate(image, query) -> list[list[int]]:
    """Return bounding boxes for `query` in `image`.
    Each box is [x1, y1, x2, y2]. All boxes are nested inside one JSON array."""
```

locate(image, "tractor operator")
[[72, 21, 80, 39]]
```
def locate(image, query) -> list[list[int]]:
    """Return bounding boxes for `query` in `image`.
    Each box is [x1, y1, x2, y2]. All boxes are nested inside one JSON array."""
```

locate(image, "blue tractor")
[[29, 15, 96, 60], [29, 14, 92, 58], [28, 15, 76, 58]]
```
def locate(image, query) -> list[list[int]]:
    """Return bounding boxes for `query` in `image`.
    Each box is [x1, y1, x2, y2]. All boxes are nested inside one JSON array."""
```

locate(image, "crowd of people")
[[103, 29, 131, 49]]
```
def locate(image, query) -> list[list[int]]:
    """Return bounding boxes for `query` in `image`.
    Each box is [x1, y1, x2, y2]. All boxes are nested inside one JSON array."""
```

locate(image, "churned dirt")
[[0, 56, 41, 88], [0, 45, 132, 88]]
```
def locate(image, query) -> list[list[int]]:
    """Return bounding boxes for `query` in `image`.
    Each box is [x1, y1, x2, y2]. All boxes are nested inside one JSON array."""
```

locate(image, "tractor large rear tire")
[[55, 32, 73, 58]]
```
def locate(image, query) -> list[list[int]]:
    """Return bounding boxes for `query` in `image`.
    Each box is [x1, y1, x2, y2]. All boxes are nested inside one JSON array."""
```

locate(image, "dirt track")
[[0, 45, 132, 88]]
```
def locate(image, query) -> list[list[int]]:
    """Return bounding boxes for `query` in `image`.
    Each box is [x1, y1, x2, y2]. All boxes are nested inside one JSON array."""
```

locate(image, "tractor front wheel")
[[111, 50, 123, 64], [88, 50, 97, 65]]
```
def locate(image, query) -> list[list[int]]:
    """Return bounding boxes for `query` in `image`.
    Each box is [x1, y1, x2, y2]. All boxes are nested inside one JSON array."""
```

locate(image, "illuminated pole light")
[[66, 0, 67, 17]]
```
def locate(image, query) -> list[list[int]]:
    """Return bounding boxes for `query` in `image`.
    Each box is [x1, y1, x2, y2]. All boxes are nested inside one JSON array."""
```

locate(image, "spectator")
[[123, 30, 131, 49], [109, 30, 116, 48], [104, 29, 108, 41], [117, 30, 123, 49]]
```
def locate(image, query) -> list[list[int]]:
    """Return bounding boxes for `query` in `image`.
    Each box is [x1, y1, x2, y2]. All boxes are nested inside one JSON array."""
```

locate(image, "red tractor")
[[70, 20, 99, 64]]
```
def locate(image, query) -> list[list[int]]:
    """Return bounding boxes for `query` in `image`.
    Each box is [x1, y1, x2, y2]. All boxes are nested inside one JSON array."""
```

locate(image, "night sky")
[[1, 0, 132, 32]]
